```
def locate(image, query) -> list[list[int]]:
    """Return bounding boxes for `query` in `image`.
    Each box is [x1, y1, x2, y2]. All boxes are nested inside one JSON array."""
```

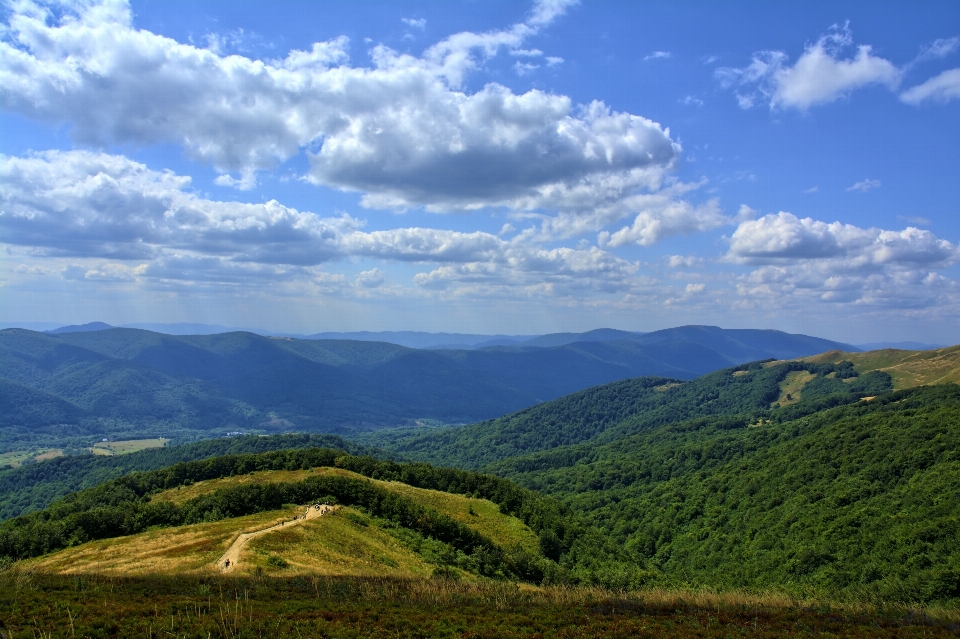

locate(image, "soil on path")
[[217, 504, 336, 571]]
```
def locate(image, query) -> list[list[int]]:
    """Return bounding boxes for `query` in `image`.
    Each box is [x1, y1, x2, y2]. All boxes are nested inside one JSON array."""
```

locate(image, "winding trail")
[[217, 504, 336, 571]]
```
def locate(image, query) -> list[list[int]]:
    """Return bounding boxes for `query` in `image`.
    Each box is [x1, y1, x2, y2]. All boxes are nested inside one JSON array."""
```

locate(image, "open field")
[[0, 449, 63, 468], [22, 505, 441, 579], [775, 370, 816, 406], [151, 466, 539, 552], [90, 437, 170, 455], [801, 345, 960, 389], [2, 572, 958, 638]]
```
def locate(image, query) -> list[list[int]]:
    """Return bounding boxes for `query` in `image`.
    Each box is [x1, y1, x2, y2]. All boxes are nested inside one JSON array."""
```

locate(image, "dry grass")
[[4, 569, 959, 638], [21, 504, 440, 579], [245, 507, 437, 578], [798, 345, 960, 390], [152, 466, 539, 551], [775, 370, 816, 406]]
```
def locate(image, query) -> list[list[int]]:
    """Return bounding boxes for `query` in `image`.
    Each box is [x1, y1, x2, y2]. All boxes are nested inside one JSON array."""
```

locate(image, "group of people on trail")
[[220, 503, 334, 569]]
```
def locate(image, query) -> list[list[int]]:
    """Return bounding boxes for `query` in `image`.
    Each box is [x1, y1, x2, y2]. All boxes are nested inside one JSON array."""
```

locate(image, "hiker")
[[224, 559, 230, 568]]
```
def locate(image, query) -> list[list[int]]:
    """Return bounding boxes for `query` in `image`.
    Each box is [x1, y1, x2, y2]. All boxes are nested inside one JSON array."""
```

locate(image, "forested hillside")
[[360, 358, 893, 469], [0, 325, 856, 450], [0, 434, 374, 520], [484, 385, 959, 598]]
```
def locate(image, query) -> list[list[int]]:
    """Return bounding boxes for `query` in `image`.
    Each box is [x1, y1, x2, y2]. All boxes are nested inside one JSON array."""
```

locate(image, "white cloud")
[[545, 56, 564, 66], [644, 51, 671, 61], [728, 213, 960, 310], [668, 255, 703, 269], [355, 268, 385, 288], [599, 197, 726, 248], [728, 212, 958, 266], [846, 178, 881, 192], [0, 150, 645, 292], [402, 18, 426, 29], [680, 95, 704, 106], [716, 24, 900, 109], [915, 37, 959, 62], [510, 48, 543, 57], [900, 68, 960, 105], [412, 245, 637, 293], [527, 0, 579, 28], [0, 0, 680, 226], [803, 186, 820, 194], [513, 61, 539, 75]]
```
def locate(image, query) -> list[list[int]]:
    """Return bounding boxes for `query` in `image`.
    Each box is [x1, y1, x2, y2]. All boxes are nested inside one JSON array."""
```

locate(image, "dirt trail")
[[217, 504, 336, 571]]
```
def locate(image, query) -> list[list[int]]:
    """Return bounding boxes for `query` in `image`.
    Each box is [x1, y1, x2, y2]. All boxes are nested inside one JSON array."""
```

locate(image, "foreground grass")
[[2, 571, 958, 638]]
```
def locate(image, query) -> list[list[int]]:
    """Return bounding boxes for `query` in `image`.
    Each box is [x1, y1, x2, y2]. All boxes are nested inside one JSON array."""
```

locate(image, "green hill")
[[358, 355, 960, 602], [0, 448, 564, 584], [359, 358, 893, 469]]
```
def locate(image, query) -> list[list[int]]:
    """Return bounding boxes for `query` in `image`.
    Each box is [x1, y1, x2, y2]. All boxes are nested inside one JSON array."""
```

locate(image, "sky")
[[1, 0, 958, 343]]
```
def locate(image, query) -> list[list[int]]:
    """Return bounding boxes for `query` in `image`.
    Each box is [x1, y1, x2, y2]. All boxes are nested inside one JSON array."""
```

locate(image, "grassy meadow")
[[150, 466, 540, 553], [20, 466, 540, 581], [91, 438, 170, 455], [803, 345, 960, 389], [2, 570, 958, 638]]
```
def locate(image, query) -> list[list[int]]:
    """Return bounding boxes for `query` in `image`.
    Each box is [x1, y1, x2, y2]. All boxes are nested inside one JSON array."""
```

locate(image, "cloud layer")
[[0, 150, 638, 292], [0, 0, 679, 226]]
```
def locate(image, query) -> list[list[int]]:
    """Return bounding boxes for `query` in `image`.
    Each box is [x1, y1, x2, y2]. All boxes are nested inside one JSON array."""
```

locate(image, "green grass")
[[0, 448, 63, 468], [90, 438, 169, 455]]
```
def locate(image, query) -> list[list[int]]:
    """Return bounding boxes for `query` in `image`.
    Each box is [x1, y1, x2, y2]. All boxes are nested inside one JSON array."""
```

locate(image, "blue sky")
[[1, 0, 958, 343]]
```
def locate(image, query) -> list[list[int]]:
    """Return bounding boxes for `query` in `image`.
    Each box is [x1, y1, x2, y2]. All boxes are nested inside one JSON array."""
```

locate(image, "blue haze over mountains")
[[2, 324, 860, 447]]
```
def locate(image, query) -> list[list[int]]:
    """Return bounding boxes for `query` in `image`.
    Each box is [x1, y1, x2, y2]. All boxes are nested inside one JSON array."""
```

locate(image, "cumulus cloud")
[[0, 150, 642, 291], [900, 68, 960, 105], [355, 268, 385, 288], [402, 18, 426, 29], [599, 197, 726, 248], [0, 0, 680, 226], [846, 178, 881, 192], [728, 212, 960, 309], [728, 212, 958, 266], [716, 24, 900, 109]]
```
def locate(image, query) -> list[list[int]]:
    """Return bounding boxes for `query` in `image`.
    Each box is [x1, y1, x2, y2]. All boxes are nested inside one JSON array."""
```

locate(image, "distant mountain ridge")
[[1, 325, 857, 449]]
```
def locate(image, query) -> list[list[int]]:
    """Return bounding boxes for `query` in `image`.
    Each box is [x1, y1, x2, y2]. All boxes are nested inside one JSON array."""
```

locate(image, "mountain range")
[[1, 325, 856, 449]]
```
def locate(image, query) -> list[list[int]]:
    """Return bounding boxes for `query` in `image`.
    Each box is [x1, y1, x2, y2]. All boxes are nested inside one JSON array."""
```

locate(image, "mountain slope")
[[502, 384, 960, 601], [359, 357, 892, 469], [802, 345, 960, 389], [1, 325, 860, 450]]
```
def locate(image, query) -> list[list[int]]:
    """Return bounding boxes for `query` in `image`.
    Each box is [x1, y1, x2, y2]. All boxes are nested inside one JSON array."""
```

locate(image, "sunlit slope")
[[20, 466, 539, 578], [24, 506, 436, 578], [800, 344, 960, 389], [151, 466, 539, 553], [7, 452, 550, 581]]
